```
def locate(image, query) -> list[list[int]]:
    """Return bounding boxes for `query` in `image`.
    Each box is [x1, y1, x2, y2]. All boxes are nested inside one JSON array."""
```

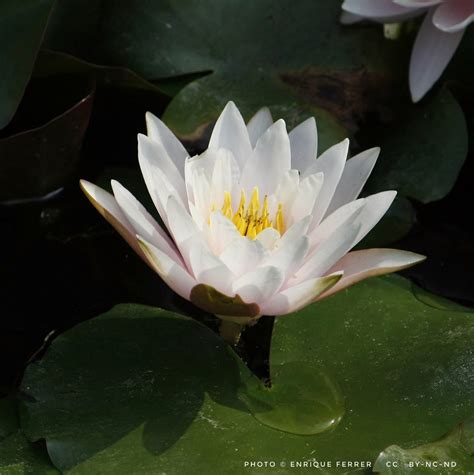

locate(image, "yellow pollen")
[[217, 187, 285, 238]]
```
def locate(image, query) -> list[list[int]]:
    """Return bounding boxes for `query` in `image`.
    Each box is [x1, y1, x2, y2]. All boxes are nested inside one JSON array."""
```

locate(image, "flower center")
[[219, 187, 284, 239]]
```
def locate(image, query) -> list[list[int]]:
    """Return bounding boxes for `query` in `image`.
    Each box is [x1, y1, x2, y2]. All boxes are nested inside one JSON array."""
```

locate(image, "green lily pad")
[[20, 275, 474, 473], [0, 397, 18, 440], [0, 0, 55, 129], [0, 431, 59, 475], [374, 417, 474, 474]]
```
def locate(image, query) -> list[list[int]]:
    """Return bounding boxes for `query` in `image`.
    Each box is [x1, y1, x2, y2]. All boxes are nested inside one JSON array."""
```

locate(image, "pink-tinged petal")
[[316, 248, 426, 300], [145, 112, 188, 175], [432, 0, 474, 32], [80, 180, 143, 258], [325, 147, 380, 216], [342, 0, 421, 22], [232, 266, 285, 304], [247, 107, 273, 148], [111, 180, 183, 265], [137, 134, 186, 203], [209, 101, 252, 170], [220, 236, 266, 277], [137, 236, 197, 299], [304, 138, 349, 229], [260, 272, 343, 316], [409, 11, 464, 102], [289, 117, 318, 173], [188, 241, 234, 295], [240, 119, 291, 197]]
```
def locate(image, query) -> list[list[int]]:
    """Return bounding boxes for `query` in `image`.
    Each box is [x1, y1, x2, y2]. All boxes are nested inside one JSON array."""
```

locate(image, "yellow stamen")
[[215, 187, 285, 239]]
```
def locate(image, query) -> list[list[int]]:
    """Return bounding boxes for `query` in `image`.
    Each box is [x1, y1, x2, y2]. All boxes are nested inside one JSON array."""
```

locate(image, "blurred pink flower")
[[341, 0, 474, 102]]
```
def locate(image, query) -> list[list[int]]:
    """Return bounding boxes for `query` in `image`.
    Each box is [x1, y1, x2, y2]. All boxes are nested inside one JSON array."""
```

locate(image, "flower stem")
[[219, 320, 243, 345]]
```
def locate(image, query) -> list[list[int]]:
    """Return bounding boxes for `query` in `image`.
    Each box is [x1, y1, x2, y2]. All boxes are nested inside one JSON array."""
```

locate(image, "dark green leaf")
[[0, 0, 55, 129], [20, 276, 474, 473]]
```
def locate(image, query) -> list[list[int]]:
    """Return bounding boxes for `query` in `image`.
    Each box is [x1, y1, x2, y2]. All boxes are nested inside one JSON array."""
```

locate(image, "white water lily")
[[341, 0, 474, 102], [80, 101, 424, 342]]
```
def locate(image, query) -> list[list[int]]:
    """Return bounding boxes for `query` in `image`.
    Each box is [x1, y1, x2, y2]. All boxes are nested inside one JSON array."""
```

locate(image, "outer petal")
[[325, 147, 380, 216], [137, 236, 197, 300], [409, 10, 464, 102], [304, 138, 349, 229], [145, 112, 188, 175], [232, 266, 285, 304], [289, 117, 318, 173], [165, 196, 203, 269], [247, 107, 273, 148], [240, 119, 291, 197], [208, 101, 252, 169], [138, 134, 186, 203], [340, 11, 364, 24], [80, 180, 142, 258], [260, 272, 343, 316], [316, 248, 426, 300], [432, 0, 474, 32], [111, 180, 183, 265], [342, 0, 422, 22], [395, 0, 441, 6]]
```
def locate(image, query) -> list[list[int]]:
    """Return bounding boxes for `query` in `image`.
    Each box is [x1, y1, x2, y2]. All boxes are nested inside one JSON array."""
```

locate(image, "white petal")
[[289, 117, 318, 173], [275, 169, 300, 205], [325, 147, 380, 216], [261, 235, 309, 281], [432, 0, 474, 32], [137, 236, 197, 299], [210, 149, 240, 209], [232, 266, 285, 304], [207, 211, 241, 255], [352, 190, 397, 246], [304, 138, 349, 229], [292, 215, 362, 283], [240, 119, 291, 197], [220, 237, 266, 277], [255, 227, 281, 249], [188, 241, 233, 294], [166, 196, 202, 268], [208, 101, 252, 169], [145, 112, 188, 175], [184, 150, 216, 206], [189, 167, 212, 224], [342, 0, 421, 22], [289, 172, 324, 225], [80, 180, 140, 254], [409, 11, 464, 102], [308, 198, 366, 251], [279, 215, 311, 247], [138, 134, 186, 203], [260, 272, 343, 315], [247, 107, 273, 148], [316, 248, 426, 299], [111, 180, 183, 265]]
